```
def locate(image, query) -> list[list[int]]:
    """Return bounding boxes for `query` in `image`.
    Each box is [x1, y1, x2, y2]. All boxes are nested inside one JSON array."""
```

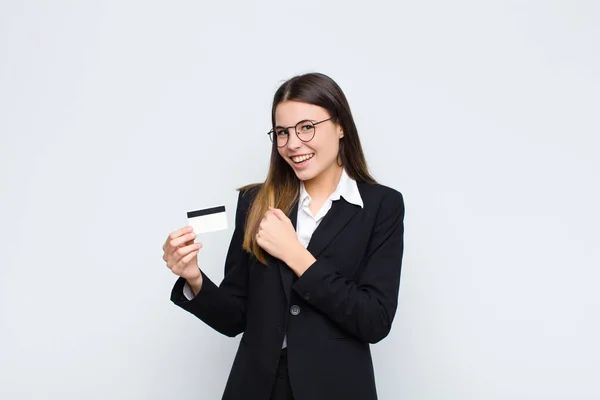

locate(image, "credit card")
[[187, 205, 227, 234]]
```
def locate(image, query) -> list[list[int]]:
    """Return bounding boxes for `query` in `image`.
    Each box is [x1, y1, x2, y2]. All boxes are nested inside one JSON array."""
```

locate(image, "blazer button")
[[303, 293, 310, 300], [290, 305, 301, 316]]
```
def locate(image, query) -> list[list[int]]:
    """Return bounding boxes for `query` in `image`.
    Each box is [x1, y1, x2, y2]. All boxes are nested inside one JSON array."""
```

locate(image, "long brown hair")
[[240, 72, 376, 264]]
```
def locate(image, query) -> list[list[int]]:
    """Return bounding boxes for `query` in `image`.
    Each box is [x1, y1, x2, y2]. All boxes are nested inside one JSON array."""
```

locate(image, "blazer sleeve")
[[170, 188, 255, 337], [291, 189, 405, 344]]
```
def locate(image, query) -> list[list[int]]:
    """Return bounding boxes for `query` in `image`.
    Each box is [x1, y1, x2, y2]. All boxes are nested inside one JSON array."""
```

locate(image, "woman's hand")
[[256, 207, 315, 275], [163, 226, 203, 293]]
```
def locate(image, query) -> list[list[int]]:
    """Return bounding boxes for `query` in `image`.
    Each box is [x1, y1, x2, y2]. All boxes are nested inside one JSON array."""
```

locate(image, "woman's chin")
[[293, 168, 315, 182]]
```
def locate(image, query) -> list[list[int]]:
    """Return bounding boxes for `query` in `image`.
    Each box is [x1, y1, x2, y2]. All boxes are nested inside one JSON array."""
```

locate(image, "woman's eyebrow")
[[274, 123, 295, 129], [275, 119, 314, 128]]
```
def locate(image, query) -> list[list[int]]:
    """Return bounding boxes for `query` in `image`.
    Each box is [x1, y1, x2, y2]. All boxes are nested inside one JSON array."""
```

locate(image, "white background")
[[1, 1, 599, 399]]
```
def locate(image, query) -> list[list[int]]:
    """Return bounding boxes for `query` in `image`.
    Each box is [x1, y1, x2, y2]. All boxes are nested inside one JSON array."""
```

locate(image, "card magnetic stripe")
[[187, 206, 226, 219]]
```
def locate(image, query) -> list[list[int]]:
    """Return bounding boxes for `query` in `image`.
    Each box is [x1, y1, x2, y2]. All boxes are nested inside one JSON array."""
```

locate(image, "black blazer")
[[171, 182, 405, 400]]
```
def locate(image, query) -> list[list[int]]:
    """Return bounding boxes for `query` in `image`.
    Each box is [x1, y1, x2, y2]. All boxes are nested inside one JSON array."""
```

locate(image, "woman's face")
[[275, 100, 344, 183]]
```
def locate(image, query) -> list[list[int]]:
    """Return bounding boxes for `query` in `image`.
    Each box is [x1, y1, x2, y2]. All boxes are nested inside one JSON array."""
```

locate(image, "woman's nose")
[[286, 132, 302, 149]]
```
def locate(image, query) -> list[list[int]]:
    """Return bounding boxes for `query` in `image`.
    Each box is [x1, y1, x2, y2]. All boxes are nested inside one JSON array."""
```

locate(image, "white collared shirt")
[[296, 168, 363, 248], [184, 169, 364, 349]]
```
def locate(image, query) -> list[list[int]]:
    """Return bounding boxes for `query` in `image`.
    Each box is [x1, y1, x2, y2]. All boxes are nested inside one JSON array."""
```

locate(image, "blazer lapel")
[[277, 201, 298, 304], [307, 198, 360, 259], [276, 197, 360, 303]]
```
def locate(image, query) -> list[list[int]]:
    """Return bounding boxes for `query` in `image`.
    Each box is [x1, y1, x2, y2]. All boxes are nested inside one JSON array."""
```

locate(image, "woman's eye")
[[300, 124, 313, 131], [276, 129, 288, 136]]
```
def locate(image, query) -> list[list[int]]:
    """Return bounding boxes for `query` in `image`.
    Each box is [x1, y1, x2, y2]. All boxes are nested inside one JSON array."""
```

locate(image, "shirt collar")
[[299, 168, 364, 208]]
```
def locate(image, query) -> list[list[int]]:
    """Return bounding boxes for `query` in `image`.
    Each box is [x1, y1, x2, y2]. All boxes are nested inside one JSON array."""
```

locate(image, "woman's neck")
[[303, 165, 343, 201]]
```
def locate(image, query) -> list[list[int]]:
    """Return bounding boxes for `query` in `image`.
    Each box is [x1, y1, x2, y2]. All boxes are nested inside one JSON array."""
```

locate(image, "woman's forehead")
[[275, 101, 328, 125]]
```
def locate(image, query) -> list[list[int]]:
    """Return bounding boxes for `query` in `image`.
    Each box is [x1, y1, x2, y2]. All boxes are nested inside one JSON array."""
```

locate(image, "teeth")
[[292, 154, 314, 163]]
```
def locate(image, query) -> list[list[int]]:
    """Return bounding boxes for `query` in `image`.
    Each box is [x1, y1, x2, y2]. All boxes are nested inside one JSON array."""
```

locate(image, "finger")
[[255, 233, 263, 248], [269, 208, 286, 220], [176, 238, 194, 250], [164, 226, 194, 249], [170, 250, 199, 275], [259, 219, 267, 230], [164, 238, 194, 262], [169, 249, 199, 275], [173, 249, 200, 272], [168, 242, 202, 267], [166, 231, 197, 253]]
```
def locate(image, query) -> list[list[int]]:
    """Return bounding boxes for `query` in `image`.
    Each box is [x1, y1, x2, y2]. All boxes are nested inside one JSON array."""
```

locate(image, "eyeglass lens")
[[272, 120, 315, 147]]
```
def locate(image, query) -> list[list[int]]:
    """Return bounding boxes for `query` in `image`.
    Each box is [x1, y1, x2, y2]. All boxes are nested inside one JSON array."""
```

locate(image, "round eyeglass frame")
[[267, 117, 334, 147]]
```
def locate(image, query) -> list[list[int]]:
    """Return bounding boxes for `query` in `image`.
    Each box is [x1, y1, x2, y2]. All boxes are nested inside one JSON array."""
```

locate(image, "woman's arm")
[[291, 190, 405, 343], [170, 188, 255, 337]]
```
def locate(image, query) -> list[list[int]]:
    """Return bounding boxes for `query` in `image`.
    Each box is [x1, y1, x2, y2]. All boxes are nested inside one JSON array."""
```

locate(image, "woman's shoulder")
[[357, 181, 404, 204], [357, 182, 405, 223], [230, 183, 263, 222], [234, 183, 263, 211], [237, 182, 262, 198]]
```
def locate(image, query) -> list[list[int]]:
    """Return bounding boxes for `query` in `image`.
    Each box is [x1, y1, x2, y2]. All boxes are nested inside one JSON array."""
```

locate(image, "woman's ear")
[[339, 126, 344, 139]]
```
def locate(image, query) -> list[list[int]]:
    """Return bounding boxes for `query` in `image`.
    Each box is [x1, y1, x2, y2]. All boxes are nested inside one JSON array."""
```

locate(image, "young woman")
[[162, 72, 405, 400]]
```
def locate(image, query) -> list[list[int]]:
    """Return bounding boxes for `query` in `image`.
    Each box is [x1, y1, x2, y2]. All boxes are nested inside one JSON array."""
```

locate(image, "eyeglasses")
[[267, 117, 334, 147]]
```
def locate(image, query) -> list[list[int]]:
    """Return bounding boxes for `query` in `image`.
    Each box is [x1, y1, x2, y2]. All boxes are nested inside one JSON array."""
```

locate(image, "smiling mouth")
[[291, 154, 315, 163]]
